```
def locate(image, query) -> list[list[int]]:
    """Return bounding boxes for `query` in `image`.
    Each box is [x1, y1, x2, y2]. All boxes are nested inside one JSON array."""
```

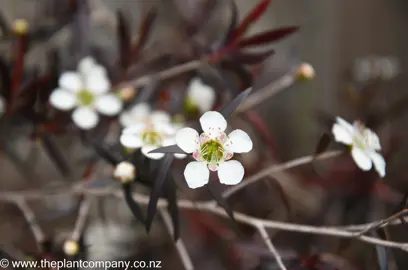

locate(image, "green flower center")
[[141, 130, 162, 146], [77, 89, 95, 106], [200, 140, 225, 164]]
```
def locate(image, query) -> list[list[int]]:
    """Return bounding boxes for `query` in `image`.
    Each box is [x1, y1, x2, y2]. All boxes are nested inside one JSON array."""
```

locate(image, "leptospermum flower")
[[186, 78, 216, 113], [0, 95, 5, 117], [49, 57, 123, 130], [332, 117, 386, 177], [120, 103, 186, 160], [176, 111, 253, 189]]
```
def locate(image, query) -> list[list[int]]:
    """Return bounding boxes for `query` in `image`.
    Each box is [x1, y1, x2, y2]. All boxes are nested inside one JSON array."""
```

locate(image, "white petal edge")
[[332, 123, 353, 145], [129, 103, 150, 120], [365, 129, 381, 151], [59, 72, 83, 93], [351, 147, 372, 171], [49, 89, 77, 111], [151, 110, 171, 124], [77, 57, 96, 75], [72, 107, 99, 130], [120, 133, 143, 149], [226, 129, 253, 153], [369, 151, 386, 177], [119, 111, 135, 127], [183, 161, 209, 189], [200, 111, 227, 138], [85, 72, 110, 95], [188, 78, 215, 112], [141, 146, 165, 160], [335, 117, 355, 134], [218, 160, 245, 185], [176, 127, 199, 153], [95, 94, 123, 116]]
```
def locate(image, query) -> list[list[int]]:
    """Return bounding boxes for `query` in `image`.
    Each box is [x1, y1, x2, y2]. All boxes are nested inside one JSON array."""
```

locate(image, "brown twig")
[[256, 225, 287, 270]]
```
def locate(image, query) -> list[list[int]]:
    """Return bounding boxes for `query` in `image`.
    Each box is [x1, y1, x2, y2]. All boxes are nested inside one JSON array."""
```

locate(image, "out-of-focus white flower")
[[176, 111, 253, 189], [49, 57, 123, 130], [0, 95, 5, 117], [120, 103, 186, 160], [352, 56, 399, 82], [113, 161, 136, 183], [186, 78, 216, 113], [332, 117, 385, 177], [63, 239, 79, 256]]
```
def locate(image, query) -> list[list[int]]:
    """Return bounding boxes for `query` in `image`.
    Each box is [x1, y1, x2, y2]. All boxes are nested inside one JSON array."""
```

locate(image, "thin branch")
[[256, 225, 287, 270], [71, 198, 92, 241], [15, 199, 45, 250], [159, 208, 194, 270]]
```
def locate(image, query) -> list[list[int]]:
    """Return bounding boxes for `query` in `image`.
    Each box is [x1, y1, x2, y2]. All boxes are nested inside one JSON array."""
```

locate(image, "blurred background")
[[1, 0, 408, 269]]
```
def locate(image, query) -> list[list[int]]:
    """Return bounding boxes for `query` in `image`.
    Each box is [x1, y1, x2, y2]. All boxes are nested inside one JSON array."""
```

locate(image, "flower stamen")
[[77, 89, 95, 106]]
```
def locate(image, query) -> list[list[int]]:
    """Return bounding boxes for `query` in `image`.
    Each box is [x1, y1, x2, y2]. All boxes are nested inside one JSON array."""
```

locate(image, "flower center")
[[200, 140, 225, 164], [141, 130, 162, 146], [77, 89, 95, 106]]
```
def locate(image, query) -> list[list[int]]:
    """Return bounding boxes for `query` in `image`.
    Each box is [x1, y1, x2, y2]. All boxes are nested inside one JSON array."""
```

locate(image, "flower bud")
[[63, 239, 79, 256], [12, 19, 29, 35], [113, 161, 136, 183], [296, 63, 315, 80]]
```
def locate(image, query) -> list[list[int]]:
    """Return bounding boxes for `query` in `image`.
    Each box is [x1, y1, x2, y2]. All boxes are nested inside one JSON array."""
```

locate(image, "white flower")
[[49, 57, 123, 130], [332, 117, 386, 177], [0, 95, 5, 117], [120, 103, 187, 160], [176, 111, 253, 189], [186, 78, 216, 113], [113, 161, 136, 183], [63, 239, 79, 256]]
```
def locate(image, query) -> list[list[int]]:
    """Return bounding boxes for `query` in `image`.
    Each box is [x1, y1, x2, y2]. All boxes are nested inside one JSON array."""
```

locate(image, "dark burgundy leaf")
[[0, 11, 9, 39], [41, 134, 71, 178], [117, 10, 131, 70], [372, 231, 389, 270], [163, 178, 180, 241], [229, 0, 272, 42], [131, 8, 157, 60], [132, 77, 160, 104], [220, 61, 253, 90], [123, 183, 145, 225], [207, 181, 236, 222], [145, 155, 174, 231], [231, 49, 275, 64], [315, 132, 331, 155], [0, 57, 11, 100], [219, 85, 252, 119], [91, 142, 120, 166], [72, 0, 91, 57], [213, 0, 238, 50], [367, 95, 408, 129], [0, 140, 34, 180], [148, 145, 185, 154], [237, 27, 299, 48], [10, 32, 29, 101]]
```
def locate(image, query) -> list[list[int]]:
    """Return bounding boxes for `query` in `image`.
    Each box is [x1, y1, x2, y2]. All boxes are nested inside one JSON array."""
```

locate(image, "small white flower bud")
[[118, 87, 137, 101], [113, 161, 136, 183], [13, 19, 29, 35], [63, 240, 79, 256], [296, 63, 315, 80]]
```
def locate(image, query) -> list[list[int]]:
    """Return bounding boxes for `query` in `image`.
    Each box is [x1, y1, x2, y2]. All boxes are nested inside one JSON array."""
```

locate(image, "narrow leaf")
[[213, 0, 238, 50], [220, 61, 253, 90], [231, 49, 275, 64], [229, 0, 271, 42], [145, 155, 174, 231], [72, 0, 91, 57], [0, 57, 11, 100], [122, 183, 145, 224], [237, 27, 299, 48], [163, 178, 180, 241], [131, 8, 157, 60], [315, 132, 331, 155], [372, 231, 389, 270], [91, 142, 120, 166], [0, 10, 9, 39], [207, 181, 235, 221], [117, 10, 131, 70], [10, 31, 29, 102], [40, 134, 71, 178], [148, 145, 185, 154], [219, 86, 252, 119]]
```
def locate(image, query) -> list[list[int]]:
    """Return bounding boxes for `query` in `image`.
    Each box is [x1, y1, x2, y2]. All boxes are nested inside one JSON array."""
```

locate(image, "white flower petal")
[[188, 78, 216, 112], [122, 124, 146, 135], [72, 107, 99, 130], [0, 96, 6, 116], [130, 103, 151, 120], [351, 147, 372, 171], [335, 117, 354, 134], [113, 161, 136, 183], [78, 57, 96, 75], [85, 72, 110, 94], [226, 129, 253, 153], [174, 153, 187, 159], [218, 160, 245, 185], [59, 72, 83, 93], [365, 129, 381, 151], [154, 122, 176, 135], [176, 127, 199, 153], [332, 123, 353, 145], [183, 161, 209, 189], [151, 110, 171, 124], [119, 111, 134, 127], [95, 94, 123, 116], [120, 133, 143, 148], [369, 151, 386, 177], [200, 111, 227, 137], [141, 146, 165, 160], [49, 89, 77, 111]]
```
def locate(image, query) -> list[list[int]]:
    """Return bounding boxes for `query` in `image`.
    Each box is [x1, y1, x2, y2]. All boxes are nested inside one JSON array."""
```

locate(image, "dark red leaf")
[[238, 26, 299, 48], [123, 183, 145, 225], [131, 8, 157, 60], [315, 132, 331, 155], [229, 0, 272, 42], [117, 10, 131, 70], [230, 49, 275, 64], [10, 33, 29, 102], [213, 0, 238, 50], [0, 57, 11, 100]]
